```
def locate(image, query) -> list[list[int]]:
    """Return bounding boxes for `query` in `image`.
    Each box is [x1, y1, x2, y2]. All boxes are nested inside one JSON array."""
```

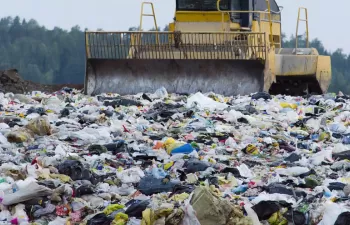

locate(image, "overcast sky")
[[0, 0, 347, 53]]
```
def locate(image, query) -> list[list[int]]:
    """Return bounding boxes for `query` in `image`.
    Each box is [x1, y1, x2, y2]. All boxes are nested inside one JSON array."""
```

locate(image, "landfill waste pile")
[[0, 69, 83, 94], [0, 86, 348, 225]]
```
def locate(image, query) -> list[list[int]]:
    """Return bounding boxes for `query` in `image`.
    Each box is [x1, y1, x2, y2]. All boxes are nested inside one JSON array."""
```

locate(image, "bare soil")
[[0, 69, 84, 94]]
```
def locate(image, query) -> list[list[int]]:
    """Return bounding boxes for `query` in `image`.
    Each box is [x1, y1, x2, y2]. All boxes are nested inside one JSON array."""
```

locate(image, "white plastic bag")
[[154, 87, 168, 99], [186, 92, 227, 111], [237, 164, 254, 178], [318, 202, 348, 225], [275, 166, 309, 176], [181, 197, 201, 225], [251, 192, 297, 206], [243, 201, 260, 225], [333, 143, 348, 153], [54, 144, 67, 156], [2, 182, 53, 206], [12, 204, 29, 225], [225, 137, 237, 147], [0, 206, 11, 222], [310, 150, 333, 166], [222, 110, 244, 123], [110, 184, 136, 196], [127, 218, 142, 225], [116, 167, 145, 184], [48, 217, 67, 225]]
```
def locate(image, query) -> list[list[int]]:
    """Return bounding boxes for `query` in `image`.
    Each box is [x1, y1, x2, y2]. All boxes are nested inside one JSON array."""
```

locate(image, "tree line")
[[0, 16, 348, 93]]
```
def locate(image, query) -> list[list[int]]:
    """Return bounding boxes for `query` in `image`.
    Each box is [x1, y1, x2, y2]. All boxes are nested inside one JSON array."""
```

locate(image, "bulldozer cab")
[[84, 0, 331, 96]]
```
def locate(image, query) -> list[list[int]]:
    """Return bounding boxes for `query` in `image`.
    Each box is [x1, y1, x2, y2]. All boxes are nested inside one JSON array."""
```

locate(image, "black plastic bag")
[[103, 98, 142, 108], [221, 167, 242, 177], [75, 184, 94, 197], [125, 200, 150, 218], [137, 175, 179, 195], [251, 92, 271, 100], [100, 109, 114, 117], [142, 93, 152, 102], [169, 184, 195, 197], [284, 210, 306, 225], [88, 144, 108, 155], [334, 212, 350, 225], [251, 201, 281, 220], [266, 183, 306, 198], [184, 159, 210, 173], [284, 153, 302, 162], [333, 150, 350, 160], [328, 182, 346, 191], [27, 107, 46, 116], [57, 160, 91, 181], [60, 108, 70, 117], [104, 141, 128, 154], [87, 213, 112, 225]]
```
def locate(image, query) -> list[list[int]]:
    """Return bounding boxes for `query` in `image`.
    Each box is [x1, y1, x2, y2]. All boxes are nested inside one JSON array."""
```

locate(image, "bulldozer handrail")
[[85, 31, 266, 34], [85, 31, 267, 61]]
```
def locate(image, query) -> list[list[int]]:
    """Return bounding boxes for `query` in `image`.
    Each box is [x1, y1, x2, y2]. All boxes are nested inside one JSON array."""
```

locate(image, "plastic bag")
[[47, 217, 67, 225], [110, 184, 136, 196], [137, 175, 179, 195], [243, 201, 260, 225], [181, 196, 201, 225], [275, 167, 310, 177], [154, 87, 168, 99], [310, 150, 333, 165], [25, 116, 51, 136], [186, 92, 228, 111], [334, 212, 350, 225], [318, 202, 348, 225], [12, 204, 29, 225], [6, 127, 34, 143], [117, 167, 145, 184], [237, 164, 254, 178], [225, 137, 237, 147], [127, 218, 142, 225], [2, 182, 52, 206], [57, 160, 91, 181]]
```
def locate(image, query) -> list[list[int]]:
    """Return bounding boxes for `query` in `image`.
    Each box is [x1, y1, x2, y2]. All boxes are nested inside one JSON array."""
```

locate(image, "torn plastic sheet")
[[186, 92, 228, 111]]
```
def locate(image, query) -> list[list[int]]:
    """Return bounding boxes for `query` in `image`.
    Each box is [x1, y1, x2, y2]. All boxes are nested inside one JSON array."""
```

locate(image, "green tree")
[[282, 33, 350, 94], [0, 16, 348, 94]]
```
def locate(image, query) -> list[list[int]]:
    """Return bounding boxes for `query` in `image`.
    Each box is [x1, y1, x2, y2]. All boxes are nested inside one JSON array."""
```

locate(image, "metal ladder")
[[139, 2, 158, 31], [295, 7, 309, 49]]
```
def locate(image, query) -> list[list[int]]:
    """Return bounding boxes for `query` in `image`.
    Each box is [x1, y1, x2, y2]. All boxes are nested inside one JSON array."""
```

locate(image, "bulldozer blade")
[[85, 59, 265, 96]]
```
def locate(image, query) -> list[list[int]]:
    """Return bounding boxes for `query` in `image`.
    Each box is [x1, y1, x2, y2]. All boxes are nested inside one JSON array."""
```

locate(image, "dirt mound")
[[0, 69, 84, 94]]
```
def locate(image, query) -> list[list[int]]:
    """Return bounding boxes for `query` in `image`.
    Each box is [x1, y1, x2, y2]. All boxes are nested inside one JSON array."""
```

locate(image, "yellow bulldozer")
[[84, 0, 331, 96]]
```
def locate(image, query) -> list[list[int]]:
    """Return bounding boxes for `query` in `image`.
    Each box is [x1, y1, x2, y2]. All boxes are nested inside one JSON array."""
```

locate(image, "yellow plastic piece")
[[169, 193, 190, 202], [104, 204, 125, 215], [164, 137, 182, 154], [164, 161, 174, 170], [141, 209, 153, 225], [49, 174, 72, 183], [268, 211, 288, 225], [280, 102, 298, 109], [111, 212, 129, 225], [246, 144, 259, 155], [141, 208, 174, 225]]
